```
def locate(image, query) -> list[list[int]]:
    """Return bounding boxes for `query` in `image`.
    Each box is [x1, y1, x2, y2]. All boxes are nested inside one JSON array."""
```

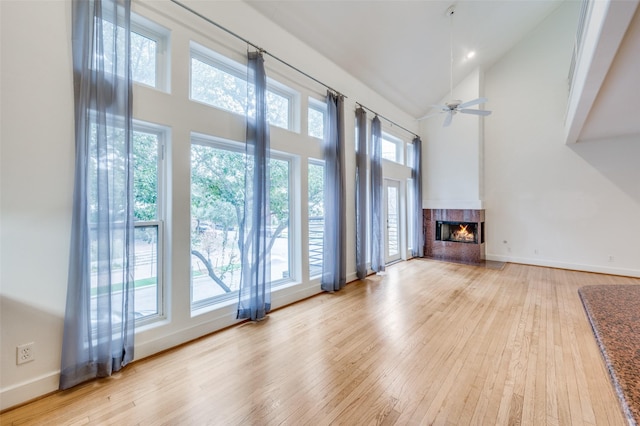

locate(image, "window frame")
[[189, 134, 296, 312], [381, 132, 405, 165], [130, 13, 171, 92], [132, 121, 168, 326]]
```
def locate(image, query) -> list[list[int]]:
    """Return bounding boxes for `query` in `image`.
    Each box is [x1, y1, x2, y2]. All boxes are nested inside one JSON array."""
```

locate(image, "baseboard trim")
[[485, 254, 640, 278], [1, 371, 59, 412]]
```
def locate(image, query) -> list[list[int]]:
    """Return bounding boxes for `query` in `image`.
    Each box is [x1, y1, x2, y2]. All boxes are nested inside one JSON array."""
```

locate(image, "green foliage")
[[133, 132, 158, 221]]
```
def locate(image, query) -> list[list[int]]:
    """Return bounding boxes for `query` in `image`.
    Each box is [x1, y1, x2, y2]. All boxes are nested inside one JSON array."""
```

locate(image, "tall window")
[[190, 43, 298, 130], [190, 137, 292, 309], [308, 161, 324, 278], [85, 124, 165, 324], [132, 126, 166, 321]]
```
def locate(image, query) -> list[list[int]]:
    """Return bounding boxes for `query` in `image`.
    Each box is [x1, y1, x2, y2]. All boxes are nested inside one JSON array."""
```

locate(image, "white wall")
[[0, 0, 419, 410], [423, 69, 484, 210], [484, 1, 640, 276]]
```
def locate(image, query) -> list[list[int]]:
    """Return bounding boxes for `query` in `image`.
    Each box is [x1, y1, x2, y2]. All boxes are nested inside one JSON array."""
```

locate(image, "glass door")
[[384, 179, 401, 264]]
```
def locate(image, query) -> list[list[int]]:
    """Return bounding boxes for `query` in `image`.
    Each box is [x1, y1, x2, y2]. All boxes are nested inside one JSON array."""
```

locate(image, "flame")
[[452, 224, 475, 242]]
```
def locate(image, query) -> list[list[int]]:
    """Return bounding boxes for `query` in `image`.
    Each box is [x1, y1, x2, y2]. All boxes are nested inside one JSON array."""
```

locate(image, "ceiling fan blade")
[[457, 97, 488, 109], [459, 109, 492, 116], [443, 111, 453, 127]]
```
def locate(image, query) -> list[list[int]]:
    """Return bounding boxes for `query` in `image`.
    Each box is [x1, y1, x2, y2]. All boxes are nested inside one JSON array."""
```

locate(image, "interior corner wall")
[[483, 1, 640, 276], [422, 69, 484, 210]]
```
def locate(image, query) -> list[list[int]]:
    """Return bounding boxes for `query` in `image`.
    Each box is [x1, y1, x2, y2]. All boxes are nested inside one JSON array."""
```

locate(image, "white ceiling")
[[245, 0, 565, 119]]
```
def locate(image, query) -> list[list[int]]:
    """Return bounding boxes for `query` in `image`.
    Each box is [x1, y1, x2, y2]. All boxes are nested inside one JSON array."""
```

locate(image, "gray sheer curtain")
[[237, 51, 271, 321], [370, 116, 385, 273], [411, 136, 424, 257], [355, 107, 368, 279], [321, 92, 346, 292], [60, 0, 135, 390]]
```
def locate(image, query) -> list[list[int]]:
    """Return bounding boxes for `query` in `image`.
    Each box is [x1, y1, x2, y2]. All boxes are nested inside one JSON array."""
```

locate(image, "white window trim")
[[132, 121, 169, 326]]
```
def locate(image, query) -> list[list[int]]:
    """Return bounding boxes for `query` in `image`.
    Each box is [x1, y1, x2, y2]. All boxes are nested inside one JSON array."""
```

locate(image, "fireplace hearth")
[[424, 209, 485, 263]]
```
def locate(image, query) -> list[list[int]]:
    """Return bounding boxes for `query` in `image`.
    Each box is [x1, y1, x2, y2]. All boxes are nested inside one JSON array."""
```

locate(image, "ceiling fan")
[[419, 5, 492, 127]]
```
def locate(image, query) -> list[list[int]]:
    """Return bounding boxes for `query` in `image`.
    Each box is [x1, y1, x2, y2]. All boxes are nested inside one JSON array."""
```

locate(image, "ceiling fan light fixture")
[[417, 4, 492, 125]]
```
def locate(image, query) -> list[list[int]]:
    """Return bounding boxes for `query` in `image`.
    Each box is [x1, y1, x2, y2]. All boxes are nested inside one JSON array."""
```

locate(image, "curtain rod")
[[356, 103, 419, 139], [169, 0, 346, 98]]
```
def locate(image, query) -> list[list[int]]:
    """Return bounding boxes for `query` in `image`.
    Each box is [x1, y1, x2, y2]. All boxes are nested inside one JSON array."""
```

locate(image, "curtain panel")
[[60, 0, 135, 390], [237, 51, 271, 321], [355, 107, 368, 279], [321, 92, 346, 292], [370, 116, 385, 273], [411, 136, 424, 258]]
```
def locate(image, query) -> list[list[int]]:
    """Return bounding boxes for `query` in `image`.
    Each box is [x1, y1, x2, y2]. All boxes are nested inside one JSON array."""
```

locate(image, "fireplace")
[[424, 209, 485, 263]]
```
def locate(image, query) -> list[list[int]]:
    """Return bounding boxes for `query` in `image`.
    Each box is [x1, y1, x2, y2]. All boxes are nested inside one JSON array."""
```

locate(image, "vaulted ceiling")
[[246, 0, 640, 142], [245, 0, 564, 119]]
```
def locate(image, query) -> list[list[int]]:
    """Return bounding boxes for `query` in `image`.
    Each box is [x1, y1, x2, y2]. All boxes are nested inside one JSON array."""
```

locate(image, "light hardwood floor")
[[3, 260, 638, 425]]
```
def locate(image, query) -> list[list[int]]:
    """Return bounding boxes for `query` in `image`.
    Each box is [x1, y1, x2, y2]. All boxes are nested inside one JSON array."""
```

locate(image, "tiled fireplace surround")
[[423, 209, 485, 264]]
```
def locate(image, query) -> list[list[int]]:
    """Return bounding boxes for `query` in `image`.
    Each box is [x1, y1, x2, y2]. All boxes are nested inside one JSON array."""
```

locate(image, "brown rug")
[[579, 285, 640, 426]]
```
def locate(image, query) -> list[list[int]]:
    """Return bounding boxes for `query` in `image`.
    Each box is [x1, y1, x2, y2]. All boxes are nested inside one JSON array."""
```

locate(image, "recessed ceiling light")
[[466, 51, 476, 59]]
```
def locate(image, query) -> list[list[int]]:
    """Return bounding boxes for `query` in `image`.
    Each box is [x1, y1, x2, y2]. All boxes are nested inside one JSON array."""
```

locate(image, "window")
[[381, 133, 404, 164], [99, 13, 169, 90], [190, 137, 292, 309], [308, 99, 326, 139], [308, 161, 324, 278], [132, 126, 166, 322], [130, 15, 170, 90], [190, 43, 298, 131], [86, 123, 166, 325]]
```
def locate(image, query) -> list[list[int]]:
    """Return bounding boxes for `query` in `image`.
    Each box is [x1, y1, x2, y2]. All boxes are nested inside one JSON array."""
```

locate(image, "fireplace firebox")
[[424, 209, 485, 263], [436, 221, 478, 244]]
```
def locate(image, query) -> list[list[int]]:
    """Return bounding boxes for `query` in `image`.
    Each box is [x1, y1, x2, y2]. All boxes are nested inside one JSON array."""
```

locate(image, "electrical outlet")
[[16, 342, 35, 365], [609, 255, 615, 262]]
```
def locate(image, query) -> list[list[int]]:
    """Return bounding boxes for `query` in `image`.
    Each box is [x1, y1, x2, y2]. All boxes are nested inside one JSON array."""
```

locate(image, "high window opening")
[[189, 42, 299, 131]]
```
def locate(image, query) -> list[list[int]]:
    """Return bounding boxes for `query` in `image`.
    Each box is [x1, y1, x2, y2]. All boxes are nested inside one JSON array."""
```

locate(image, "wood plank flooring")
[[2, 260, 638, 425]]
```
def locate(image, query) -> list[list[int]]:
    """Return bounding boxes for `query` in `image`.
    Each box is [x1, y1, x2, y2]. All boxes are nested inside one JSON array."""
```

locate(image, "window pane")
[[190, 143, 291, 307], [133, 132, 159, 221], [131, 31, 157, 86], [382, 138, 398, 162], [190, 58, 247, 114], [308, 162, 324, 278], [134, 224, 159, 318], [308, 107, 324, 139], [100, 20, 157, 87], [266, 91, 289, 129], [387, 185, 399, 257]]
